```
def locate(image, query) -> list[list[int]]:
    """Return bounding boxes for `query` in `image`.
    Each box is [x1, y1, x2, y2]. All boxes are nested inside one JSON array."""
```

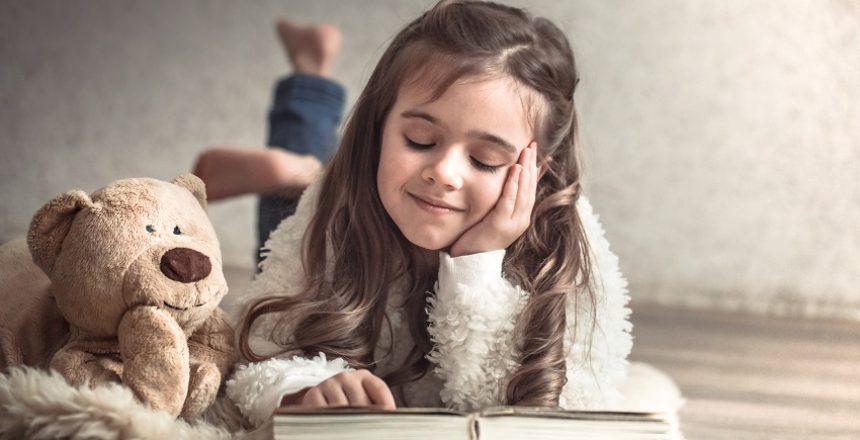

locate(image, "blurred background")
[[1, 0, 858, 321]]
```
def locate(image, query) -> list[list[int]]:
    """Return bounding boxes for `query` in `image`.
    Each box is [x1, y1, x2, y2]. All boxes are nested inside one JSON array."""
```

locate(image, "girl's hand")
[[449, 142, 538, 258], [280, 370, 396, 410]]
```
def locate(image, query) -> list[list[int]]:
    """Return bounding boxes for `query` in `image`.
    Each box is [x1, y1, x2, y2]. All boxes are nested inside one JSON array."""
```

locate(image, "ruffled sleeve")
[[425, 196, 632, 411], [426, 250, 528, 410], [225, 353, 352, 426]]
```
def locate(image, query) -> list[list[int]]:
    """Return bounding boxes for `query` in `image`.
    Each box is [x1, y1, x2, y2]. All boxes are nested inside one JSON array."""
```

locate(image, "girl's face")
[[377, 75, 535, 251]]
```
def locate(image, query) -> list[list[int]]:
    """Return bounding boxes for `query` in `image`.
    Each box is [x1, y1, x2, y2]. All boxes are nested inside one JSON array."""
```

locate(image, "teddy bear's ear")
[[27, 190, 93, 274], [172, 173, 208, 211]]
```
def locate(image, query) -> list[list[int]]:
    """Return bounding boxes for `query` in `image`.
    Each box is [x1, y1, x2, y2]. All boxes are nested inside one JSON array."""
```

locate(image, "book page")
[[272, 408, 473, 440], [269, 407, 677, 440]]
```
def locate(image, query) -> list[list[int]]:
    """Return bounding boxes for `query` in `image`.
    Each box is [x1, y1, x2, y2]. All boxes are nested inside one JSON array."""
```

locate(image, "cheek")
[[377, 133, 409, 216], [377, 138, 399, 192], [467, 174, 507, 220], [378, 118, 392, 178]]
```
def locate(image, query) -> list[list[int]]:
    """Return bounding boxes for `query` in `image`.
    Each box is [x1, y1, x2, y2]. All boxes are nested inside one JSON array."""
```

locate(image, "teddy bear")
[[0, 174, 238, 419]]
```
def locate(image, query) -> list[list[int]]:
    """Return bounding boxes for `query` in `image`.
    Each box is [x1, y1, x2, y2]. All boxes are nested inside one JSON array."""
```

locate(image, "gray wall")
[[2, 1, 858, 320]]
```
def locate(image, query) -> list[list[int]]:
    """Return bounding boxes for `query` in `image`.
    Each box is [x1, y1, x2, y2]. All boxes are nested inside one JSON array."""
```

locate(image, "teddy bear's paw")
[[180, 362, 221, 419]]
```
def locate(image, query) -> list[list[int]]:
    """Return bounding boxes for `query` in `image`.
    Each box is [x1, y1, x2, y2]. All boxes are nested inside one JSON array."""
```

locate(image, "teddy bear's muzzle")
[[159, 248, 211, 283]]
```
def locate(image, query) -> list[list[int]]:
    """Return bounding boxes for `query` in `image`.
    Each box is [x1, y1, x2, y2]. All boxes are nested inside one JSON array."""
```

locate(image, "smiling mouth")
[[408, 193, 464, 214], [163, 301, 206, 311]]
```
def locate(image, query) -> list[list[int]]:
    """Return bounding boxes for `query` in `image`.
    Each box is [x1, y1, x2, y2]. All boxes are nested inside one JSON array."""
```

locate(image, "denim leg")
[[257, 74, 345, 261]]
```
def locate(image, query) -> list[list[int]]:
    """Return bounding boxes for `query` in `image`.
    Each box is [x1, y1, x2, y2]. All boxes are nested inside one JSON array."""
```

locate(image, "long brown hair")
[[240, 0, 594, 407]]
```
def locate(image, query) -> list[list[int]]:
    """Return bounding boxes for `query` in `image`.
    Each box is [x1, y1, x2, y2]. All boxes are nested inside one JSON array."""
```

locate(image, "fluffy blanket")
[[0, 368, 245, 439]]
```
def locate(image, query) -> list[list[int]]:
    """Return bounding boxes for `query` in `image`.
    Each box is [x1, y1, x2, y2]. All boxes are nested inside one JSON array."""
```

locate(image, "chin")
[[402, 228, 455, 252]]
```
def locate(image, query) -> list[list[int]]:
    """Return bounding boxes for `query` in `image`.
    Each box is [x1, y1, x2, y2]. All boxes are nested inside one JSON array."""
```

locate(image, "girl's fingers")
[[362, 375, 396, 410], [319, 380, 350, 407], [302, 387, 327, 407], [498, 164, 521, 219], [515, 144, 534, 217], [513, 143, 536, 219], [342, 380, 371, 407], [528, 142, 538, 211]]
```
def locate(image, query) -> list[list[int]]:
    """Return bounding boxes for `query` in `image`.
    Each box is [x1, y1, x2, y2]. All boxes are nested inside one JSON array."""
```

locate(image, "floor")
[[223, 266, 860, 439], [629, 303, 860, 439]]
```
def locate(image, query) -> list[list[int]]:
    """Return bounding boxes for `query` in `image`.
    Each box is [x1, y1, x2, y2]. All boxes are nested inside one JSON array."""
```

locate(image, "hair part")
[[239, 0, 595, 408]]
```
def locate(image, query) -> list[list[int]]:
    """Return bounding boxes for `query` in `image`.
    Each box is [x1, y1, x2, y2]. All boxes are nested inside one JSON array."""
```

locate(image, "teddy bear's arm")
[[179, 307, 238, 418], [187, 307, 238, 377], [118, 306, 190, 417]]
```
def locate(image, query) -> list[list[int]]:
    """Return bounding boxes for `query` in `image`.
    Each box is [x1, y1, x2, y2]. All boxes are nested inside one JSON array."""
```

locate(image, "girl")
[[225, 0, 631, 426]]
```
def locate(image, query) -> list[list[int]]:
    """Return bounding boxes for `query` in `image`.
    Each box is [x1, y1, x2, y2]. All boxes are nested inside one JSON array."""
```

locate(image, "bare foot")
[[276, 20, 342, 77], [192, 147, 321, 201]]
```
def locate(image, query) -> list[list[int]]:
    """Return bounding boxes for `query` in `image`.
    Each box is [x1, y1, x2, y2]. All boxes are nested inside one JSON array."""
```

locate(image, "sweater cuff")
[[225, 353, 352, 426], [437, 250, 507, 303]]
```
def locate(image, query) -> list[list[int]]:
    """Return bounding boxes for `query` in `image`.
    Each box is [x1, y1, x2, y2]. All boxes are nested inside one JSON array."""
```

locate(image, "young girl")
[[224, 0, 631, 426]]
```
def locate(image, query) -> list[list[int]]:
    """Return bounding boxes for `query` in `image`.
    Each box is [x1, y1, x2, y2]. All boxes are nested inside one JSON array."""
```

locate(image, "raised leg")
[[50, 346, 123, 387], [257, 21, 345, 261]]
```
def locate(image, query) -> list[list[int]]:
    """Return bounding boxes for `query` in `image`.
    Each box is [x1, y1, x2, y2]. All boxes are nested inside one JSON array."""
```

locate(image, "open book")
[[261, 406, 681, 440]]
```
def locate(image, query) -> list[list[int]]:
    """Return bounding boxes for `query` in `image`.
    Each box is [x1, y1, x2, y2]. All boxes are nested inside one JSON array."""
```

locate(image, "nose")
[[160, 248, 211, 283], [421, 148, 464, 189]]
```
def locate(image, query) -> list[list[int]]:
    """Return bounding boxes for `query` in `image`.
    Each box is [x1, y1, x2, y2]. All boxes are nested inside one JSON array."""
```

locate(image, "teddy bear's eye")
[[173, 226, 182, 235], [146, 225, 156, 233]]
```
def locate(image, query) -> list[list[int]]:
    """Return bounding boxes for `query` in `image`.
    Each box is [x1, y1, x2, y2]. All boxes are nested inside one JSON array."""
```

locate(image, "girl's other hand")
[[449, 142, 539, 258], [280, 369, 396, 410]]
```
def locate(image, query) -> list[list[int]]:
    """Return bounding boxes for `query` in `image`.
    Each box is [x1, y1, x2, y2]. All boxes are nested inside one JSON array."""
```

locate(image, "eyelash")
[[470, 158, 500, 173], [404, 136, 501, 174], [405, 137, 433, 150]]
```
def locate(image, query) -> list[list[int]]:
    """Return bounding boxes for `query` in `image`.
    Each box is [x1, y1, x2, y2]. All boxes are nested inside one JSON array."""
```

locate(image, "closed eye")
[[404, 134, 501, 173], [404, 136, 434, 150], [470, 157, 502, 173]]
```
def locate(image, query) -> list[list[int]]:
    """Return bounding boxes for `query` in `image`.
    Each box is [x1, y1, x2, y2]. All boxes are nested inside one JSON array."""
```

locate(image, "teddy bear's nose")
[[160, 248, 212, 283]]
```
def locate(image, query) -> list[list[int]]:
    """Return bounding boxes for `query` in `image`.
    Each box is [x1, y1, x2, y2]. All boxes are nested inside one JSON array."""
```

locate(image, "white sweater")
[[225, 179, 632, 426]]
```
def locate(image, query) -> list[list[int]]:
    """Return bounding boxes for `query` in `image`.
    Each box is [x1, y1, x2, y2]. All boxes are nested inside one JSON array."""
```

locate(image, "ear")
[[171, 173, 208, 211], [28, 190, 93, 274]]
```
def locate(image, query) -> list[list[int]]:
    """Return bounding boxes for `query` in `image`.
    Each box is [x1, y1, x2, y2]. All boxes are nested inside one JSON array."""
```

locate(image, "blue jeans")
[[257, 74, 345, 261]]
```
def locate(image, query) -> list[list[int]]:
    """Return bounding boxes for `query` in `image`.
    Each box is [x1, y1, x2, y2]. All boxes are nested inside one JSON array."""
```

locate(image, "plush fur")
[[0, 175, 238, 420], [0, 367, 236, 439]]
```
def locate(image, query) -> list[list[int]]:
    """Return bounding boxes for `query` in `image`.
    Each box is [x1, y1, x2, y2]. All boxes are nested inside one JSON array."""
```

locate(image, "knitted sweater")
[[225, 178, 632, 427]]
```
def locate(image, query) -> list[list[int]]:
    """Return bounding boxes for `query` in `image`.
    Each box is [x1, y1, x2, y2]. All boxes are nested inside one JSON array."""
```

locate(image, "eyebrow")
[[400, 109, 519, 155]]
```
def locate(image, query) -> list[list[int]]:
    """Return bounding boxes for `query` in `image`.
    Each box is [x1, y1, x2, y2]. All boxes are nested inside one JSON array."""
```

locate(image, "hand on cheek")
[[449, 142, 538, 258], [280, 370, 396, 410]]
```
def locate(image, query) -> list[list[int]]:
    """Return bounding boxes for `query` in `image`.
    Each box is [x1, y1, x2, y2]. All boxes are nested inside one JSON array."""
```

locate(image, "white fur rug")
[[0, 368, 242, 439], [0, 363, 682, 439]]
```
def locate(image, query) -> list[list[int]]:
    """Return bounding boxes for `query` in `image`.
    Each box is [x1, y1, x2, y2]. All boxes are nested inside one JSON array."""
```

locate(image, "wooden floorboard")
[[630, 303, 860, 439]]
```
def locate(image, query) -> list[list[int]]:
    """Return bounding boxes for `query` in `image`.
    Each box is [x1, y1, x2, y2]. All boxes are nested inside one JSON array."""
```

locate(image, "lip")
[[407, 192, 464, 214]]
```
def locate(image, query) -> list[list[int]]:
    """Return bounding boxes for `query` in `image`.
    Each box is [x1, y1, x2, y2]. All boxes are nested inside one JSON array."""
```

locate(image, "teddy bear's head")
[[26, 174, 228, 337]]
